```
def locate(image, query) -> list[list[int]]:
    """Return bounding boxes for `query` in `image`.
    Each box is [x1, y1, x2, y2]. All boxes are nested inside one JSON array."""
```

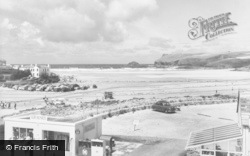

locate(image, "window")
[[202, 144, 215, 150], [216, 152, 228, 156], [79, 141, 91, 148], [216, 141, 228, 151], [92, 142, 103, 147], [13, 127, 33, 140], [202, 151, 215, 155], [229, 138, 243, 152], [229, 153, 242, 156], [43, 131, 70, 151]]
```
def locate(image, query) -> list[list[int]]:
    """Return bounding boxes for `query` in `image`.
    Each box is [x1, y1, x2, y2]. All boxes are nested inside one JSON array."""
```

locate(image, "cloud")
[[43, 7, 97, 42], [102, 21, 128, 42], [0, 0, 159, 44], [1, 18, 16, 30], [0, 0, 14, 11], [148, 37, 175, 49], [18, 21, 40, 39], [106, 0, 158, 21], [41, 0, 157, 43]]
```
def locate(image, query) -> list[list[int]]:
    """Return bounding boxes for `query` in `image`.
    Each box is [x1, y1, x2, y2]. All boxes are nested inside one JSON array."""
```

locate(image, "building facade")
[[30, 64, 50, 78], [4, 113, 102, 156], [186, 91, 250, 156]]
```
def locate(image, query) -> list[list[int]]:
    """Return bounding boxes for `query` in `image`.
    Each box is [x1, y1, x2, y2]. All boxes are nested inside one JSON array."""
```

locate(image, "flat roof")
[[4, 112, 102, 126], [186, 124, 242, 149]]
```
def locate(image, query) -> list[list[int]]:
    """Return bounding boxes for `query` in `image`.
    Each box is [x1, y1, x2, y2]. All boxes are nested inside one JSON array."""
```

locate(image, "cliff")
[[154, 51, 250, 69]]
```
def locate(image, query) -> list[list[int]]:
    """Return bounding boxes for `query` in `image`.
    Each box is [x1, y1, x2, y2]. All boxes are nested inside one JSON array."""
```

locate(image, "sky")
[[0, 0, 250, 64]]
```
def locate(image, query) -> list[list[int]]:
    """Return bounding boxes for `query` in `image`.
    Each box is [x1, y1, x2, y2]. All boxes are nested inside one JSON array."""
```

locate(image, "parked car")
[[152, 100, 176, 113], [27, 86, 35, 91], [19, 85, 29, 90], [12, 85, 19, 90]]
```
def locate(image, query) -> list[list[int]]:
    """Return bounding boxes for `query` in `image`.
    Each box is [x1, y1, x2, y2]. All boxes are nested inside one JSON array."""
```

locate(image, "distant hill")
[[154, 51, 250, 69], [127, 61, 140, 67], [127, 61, 147, 68]]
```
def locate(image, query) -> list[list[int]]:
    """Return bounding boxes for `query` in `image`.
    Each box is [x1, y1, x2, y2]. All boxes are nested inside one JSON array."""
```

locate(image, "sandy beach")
[[1, 69, 250, 118], [0, 68, 249, 155]]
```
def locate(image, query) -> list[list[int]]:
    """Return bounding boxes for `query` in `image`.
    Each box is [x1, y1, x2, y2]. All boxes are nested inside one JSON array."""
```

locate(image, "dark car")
[[152, 100, 176, 113]]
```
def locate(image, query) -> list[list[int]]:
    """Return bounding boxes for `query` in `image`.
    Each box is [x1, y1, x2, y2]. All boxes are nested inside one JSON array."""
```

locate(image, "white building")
[[4, 112, 102, 156], [12, 65, 20, 70], [19, 64, 32, 71], [30, 64, 50, 78]]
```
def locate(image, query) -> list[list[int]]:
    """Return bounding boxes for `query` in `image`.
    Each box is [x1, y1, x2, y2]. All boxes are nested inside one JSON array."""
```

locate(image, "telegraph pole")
[[96, 97, 99, 114]]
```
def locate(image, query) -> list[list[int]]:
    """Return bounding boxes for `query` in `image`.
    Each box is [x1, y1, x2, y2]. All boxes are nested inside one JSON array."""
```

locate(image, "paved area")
[[113, 141, 142, 156], [103, 103, 237, 156]]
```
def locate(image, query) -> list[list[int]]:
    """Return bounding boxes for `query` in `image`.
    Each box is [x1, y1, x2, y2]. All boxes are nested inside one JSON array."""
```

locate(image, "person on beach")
[[14, 103, 16, 109], [8, 102, 11, 109]]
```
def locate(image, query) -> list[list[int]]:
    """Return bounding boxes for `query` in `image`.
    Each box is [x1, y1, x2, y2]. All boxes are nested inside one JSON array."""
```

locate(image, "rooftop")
[[186, 124, 242, 149], [4, 111, 102, 125]]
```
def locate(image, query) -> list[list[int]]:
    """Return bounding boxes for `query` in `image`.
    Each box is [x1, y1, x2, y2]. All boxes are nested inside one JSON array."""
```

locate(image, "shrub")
[[10, 69, 31, 80], [119, 109, 127, 114], [200, 96, 206, 100], [0, 75, 5, 82], [93, 84, 97, 89], [82, 86, 89, 90], [213, 94, 220, 97], [39, 73, 60, 83], [132, 108, 136, 113], [108, 110, 112, 117]]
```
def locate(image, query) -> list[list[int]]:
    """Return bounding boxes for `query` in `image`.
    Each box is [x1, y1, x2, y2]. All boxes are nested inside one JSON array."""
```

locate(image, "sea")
[[50, 64, 152, 69]]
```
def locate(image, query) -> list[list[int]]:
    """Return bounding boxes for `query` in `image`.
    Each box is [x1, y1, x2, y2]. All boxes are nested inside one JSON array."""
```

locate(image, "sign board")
[[133, 120, 139, 126], [30, 115, 48, 121], [84, 123, 95, 132], [82, 148, 88, 156]]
